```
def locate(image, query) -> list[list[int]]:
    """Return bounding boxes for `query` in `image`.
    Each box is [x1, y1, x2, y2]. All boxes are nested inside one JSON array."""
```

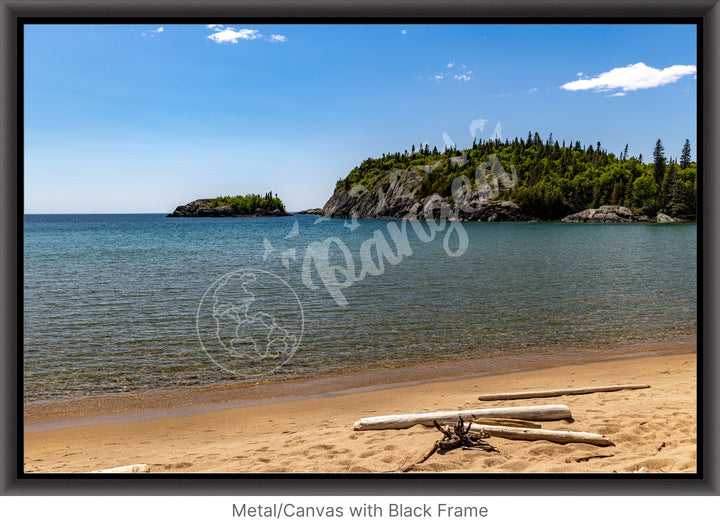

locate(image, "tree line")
[[208, 192, 286, 214]]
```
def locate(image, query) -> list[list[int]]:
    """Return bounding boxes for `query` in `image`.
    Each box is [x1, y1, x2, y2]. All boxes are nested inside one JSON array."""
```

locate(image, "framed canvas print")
[[2, 0, 718, 499]]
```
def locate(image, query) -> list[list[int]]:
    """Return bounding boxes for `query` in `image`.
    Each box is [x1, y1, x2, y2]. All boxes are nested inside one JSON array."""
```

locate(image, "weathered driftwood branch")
[[401, 418, 498, 471], [90, 464, 151, 473], [477, 384, 650, 401], [354, 405, 572, 430], [467, 423, 615, 447], [470, 417, 542, 428]]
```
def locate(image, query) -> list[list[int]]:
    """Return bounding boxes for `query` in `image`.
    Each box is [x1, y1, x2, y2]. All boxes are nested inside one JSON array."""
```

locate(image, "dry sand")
[[24, 347, 697, 474]]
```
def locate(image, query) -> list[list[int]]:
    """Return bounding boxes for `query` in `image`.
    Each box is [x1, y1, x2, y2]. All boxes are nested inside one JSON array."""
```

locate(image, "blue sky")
[[24, 24, 697, 213]]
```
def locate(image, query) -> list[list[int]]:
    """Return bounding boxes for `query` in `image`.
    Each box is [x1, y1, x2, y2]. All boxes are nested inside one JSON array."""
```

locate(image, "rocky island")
[[320, 134, 696, 223], [168, 192, 290, 218]]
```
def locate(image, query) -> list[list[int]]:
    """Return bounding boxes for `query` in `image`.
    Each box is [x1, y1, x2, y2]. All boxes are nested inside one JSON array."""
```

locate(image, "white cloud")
[[492, 121, 502, 140], [529, 87, 537, 93], [576, 72, 584, 77], [207, 24, 222, 29], [469, 118, 487, 139], [442, 132, 454, 149], [208, 28, 262, 44], [141, 26, 164, 38], [434, 74, 444, 80], [561, 62, 697, 92], [606, 92, 626, 97], [454, 74, 471, 82], [447, 62, 454, 68], [401, 29, 407, 35], [269, 34, 287, 42]]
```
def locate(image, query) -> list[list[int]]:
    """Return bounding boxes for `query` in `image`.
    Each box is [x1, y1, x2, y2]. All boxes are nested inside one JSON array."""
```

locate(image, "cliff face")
[[321, 167, 537, 222], [167, 199, 291, 217]]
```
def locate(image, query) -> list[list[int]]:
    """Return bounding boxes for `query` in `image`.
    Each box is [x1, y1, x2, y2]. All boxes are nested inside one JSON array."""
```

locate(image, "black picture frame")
[[2, 0, 717, 496]]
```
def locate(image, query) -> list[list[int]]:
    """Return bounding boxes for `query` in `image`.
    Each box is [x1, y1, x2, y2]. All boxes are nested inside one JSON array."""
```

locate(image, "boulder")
[[655, 213, 680, 223], [562, 205, 634, 223]]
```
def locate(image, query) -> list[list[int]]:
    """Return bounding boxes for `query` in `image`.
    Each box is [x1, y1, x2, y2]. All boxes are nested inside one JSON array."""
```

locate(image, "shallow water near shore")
[[24, 214, 697, 403]]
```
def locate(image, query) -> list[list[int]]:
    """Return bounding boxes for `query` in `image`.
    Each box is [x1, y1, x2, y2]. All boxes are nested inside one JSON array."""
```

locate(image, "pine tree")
[[680, 139, 692, 169], [653, 139, 666, 186]]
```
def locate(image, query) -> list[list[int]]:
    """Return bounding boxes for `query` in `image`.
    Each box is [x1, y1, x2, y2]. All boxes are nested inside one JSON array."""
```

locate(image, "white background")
[[1, 495, 719, 531]]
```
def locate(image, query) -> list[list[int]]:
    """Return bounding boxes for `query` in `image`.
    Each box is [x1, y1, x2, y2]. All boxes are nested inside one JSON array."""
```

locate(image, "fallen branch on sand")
[[354, 405, 572, 430], [467, 423, 615, 447], [477, 384, 650, 401], [567, 454, 615, 463], [402, 418, 499, 472], [90, 464, 151, 473]]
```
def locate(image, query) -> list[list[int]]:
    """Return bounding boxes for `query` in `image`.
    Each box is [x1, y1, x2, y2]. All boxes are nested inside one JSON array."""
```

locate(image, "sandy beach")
[[24, 344, 697, 474]]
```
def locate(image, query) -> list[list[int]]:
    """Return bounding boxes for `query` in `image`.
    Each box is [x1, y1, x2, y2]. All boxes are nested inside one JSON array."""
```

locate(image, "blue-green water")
[[24, 214, 696, 402]]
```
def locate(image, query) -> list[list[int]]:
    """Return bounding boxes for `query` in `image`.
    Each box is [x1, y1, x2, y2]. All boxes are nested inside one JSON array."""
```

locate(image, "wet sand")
[[24, 342, 697, 473]]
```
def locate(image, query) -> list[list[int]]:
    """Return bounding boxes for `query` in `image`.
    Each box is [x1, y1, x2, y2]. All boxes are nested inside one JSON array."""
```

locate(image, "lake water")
[[23, 214, 697, 402]]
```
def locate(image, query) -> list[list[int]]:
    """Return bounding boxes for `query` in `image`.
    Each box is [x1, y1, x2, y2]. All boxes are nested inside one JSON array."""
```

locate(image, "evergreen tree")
[[653, 139, 666, 186], [680, 139, 692, 169]]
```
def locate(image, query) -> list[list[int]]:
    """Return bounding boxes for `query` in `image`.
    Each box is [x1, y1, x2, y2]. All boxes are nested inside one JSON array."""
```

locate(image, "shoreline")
[[24, 337, 695, 430], [24, 346, 697, 473]]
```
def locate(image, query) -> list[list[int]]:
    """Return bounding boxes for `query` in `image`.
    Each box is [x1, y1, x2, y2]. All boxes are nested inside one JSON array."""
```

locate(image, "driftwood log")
[[90, 464, 151, 473], [470, 417, 541, 428], [354, 405, 572, 430], [467, 423, 615, 446], [477, 384, 650, 401]]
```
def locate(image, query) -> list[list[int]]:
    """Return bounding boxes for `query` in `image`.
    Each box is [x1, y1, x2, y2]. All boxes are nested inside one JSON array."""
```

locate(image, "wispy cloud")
[[269, 34, 287, 43], [528, 87, 538, 93], [606, 92, 626, 97], [401, 29, 407, 35], [428, 62, 472, 82], [561, 62, 696, 93], [141, 27, 164, 38]]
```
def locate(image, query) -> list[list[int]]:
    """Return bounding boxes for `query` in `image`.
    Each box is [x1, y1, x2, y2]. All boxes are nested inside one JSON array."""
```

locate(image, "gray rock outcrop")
[[561, 205, 634, 223], [561, 205, 684, 223], [321, 169, 537, 222]]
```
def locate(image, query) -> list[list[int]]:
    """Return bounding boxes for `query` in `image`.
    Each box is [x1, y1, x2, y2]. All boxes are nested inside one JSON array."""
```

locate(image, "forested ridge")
[[336, 134, 696, 220]]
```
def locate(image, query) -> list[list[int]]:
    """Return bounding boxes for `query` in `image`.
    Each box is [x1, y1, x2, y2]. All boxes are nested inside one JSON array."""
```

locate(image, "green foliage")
[[336, 135, 697, 219], [208, 192, 286, 214]]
